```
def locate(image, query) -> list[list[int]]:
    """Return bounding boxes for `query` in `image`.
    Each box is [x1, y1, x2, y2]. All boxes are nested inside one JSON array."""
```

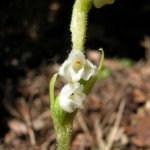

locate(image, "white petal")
[[82, 60, 98, 80], [72, 66, 84, 82], [59, 83, 86, 113], [59, 60, 70, 77], [66, 65, 74, 82], [59, 50, 88, 82], [68, 50, 85, 63], [72, 94, 84, 109], [74, 84, 84, 94], [66, 65, 84, 82], [79, 93, 86, 101], [60, 83, 80, 97], [59, 96, 79, 113]]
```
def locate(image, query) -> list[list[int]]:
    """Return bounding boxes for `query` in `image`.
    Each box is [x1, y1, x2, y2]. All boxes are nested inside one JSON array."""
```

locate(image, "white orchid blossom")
[[59, 50, 97, 83], [59, 83, 86, 113]]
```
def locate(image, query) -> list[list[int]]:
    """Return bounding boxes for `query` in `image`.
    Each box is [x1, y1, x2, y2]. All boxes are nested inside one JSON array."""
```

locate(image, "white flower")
[[59, 83, 86, 113], [59, 50, 97, 82]]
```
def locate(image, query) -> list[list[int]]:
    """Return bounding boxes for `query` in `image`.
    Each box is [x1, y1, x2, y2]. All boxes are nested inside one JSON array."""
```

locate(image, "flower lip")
[[72, 59, 83, 70], [69, 93, 74, 98], [75, 60, 82, 66]]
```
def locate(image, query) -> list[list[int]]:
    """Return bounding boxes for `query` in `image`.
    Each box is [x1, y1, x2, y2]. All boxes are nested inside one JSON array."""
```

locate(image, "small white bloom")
[[59, 83, 86, 113], [59, 50, 97, 82]]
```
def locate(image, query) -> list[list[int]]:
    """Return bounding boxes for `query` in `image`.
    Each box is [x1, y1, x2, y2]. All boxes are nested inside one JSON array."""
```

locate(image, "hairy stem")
[[55, 109, 78, 150], [70, 0, 92, 51], [56, 125, 72, 150]]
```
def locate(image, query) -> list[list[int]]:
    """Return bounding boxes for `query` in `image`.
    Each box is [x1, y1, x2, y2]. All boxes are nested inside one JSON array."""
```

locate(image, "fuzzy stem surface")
[[56, 109, 77, 150], [70, 0, 92, 51]]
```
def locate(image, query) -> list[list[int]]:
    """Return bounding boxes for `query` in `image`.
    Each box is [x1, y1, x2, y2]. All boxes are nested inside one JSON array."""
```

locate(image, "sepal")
[[50, 73, 77, 125], [79, 48, 104, 95]]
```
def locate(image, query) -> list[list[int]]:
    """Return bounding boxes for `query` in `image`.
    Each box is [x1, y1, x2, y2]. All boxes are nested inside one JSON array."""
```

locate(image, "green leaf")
[[49, 73, 68, 124], [49, 73, 78, 150], [80, 48, 104, 95], [49, 73, 58, 112], [97, 48, 104, 75]]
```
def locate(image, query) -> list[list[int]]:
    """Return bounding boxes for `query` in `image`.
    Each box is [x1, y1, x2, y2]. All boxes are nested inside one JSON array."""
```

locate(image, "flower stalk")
[[50, 74, 78, 150], [70, 0, 92, 51], [49, 0, 115, 150]]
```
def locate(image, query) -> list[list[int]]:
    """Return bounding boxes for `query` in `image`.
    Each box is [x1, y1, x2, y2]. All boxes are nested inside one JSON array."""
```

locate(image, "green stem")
[[70, 0, 92, 51], [56, 124, 72, 150], [56, 109, 77, 150]]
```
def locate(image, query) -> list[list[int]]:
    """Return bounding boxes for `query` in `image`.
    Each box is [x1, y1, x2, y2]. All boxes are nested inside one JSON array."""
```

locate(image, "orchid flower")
[[59, 50, 97, 83], [59, 82, 86, 113]]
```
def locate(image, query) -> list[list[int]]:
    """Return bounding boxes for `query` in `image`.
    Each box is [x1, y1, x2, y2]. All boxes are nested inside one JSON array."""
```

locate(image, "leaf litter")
[[1, 36, 150, 150]]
